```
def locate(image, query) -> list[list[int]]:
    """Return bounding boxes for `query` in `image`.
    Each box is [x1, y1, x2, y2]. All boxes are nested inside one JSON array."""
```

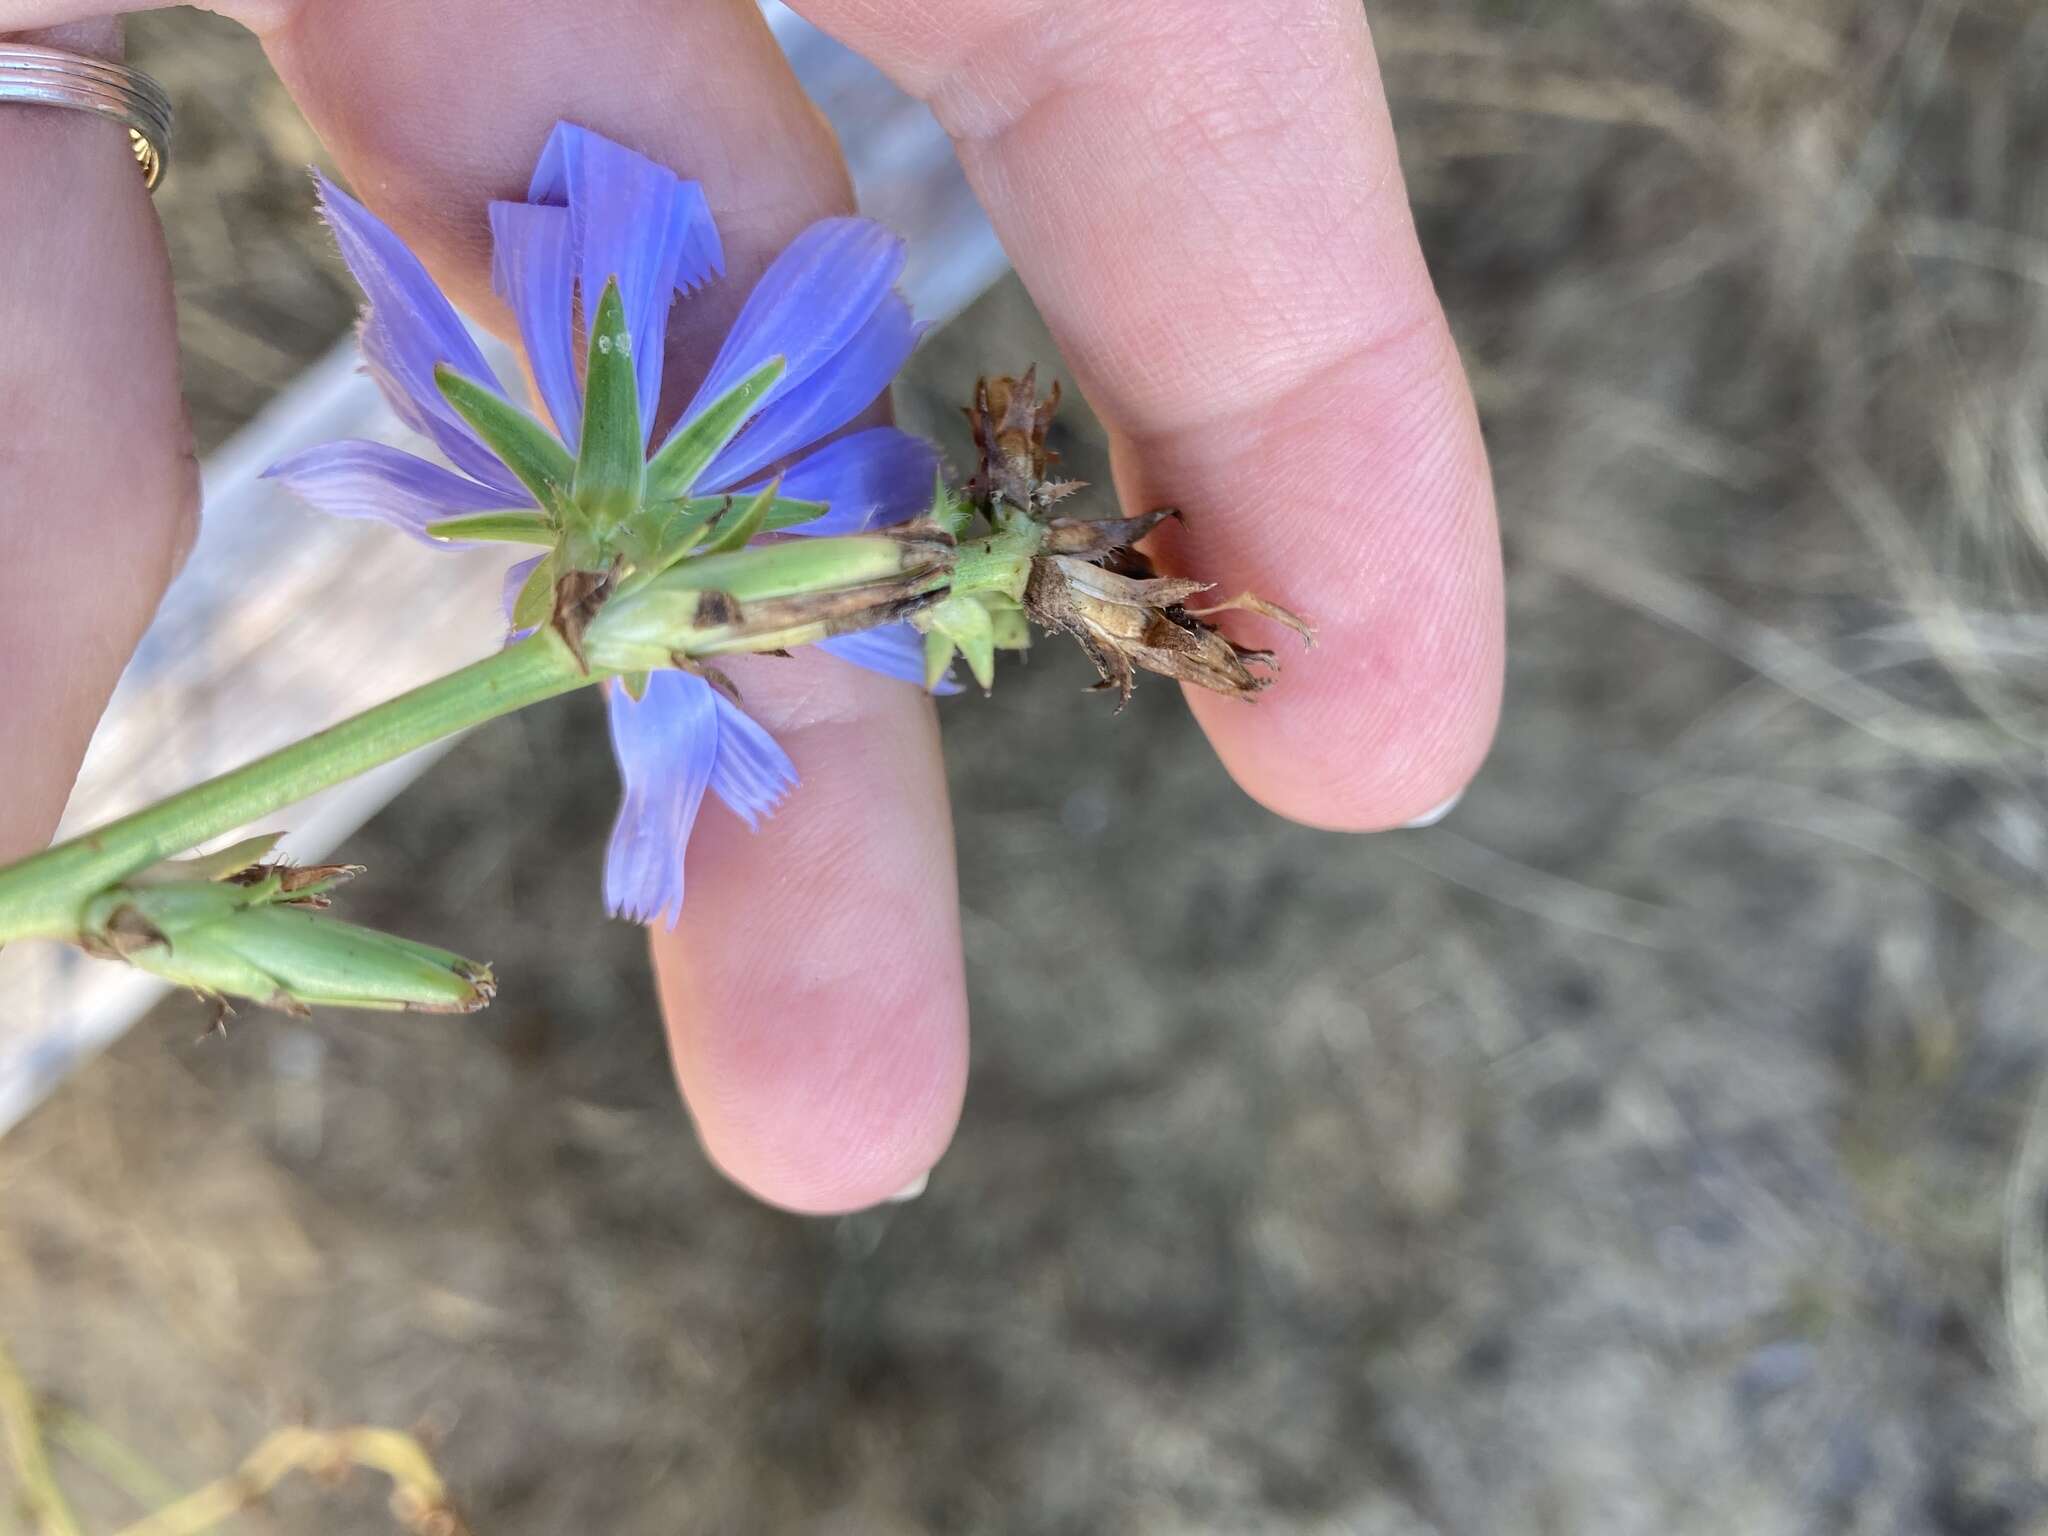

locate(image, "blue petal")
[[528, 123, 722, 293], [673, 218, 906, 450], [316, 176, 525, 498], [488, 202, 581, 443], [816, 623, 963, 694], [263, 441, 524, 543], [737, 428, 940, 536], [701, 297, 923, 488], [528, 123, 723, 437], [603, 671, 719, 930], [706, 693, 797, 829]]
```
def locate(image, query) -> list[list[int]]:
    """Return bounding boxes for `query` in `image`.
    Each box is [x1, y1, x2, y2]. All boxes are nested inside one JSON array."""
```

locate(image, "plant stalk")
[[0, 630, 594, 944], [0, 527, 1042, 949]]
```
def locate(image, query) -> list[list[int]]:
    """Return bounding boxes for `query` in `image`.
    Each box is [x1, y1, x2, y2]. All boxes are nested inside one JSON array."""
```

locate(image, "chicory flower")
[[267, 123, 943, 927]]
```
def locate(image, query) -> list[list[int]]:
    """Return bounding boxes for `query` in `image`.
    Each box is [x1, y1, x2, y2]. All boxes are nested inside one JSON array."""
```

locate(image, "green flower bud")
[[79, 863, 493, 1015]]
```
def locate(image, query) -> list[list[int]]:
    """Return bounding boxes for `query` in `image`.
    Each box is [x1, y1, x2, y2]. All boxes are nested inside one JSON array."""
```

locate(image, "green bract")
[[434, 365, 575, 518], [568, 280, 646, 565], [643, 356, 785, 505], [908, 509, 1043, 693], [695, 478, 780, 557], [423, 510, 556, 546]]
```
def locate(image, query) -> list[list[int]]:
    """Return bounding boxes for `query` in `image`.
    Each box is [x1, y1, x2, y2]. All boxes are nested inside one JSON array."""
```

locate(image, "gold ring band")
[[0, 42, 172, 192]]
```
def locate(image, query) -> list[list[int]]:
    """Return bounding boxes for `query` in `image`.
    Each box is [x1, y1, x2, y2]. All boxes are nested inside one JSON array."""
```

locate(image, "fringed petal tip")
[[607, 886, 686, 932], [708, 693, 797, 829], [524, 122, 726, 434], [527, 121, 723, 268]]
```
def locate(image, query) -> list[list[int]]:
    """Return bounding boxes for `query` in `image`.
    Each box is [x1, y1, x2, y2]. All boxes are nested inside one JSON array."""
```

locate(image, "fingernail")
[[1401, 790, 1464, 829], [888, 1170, 930, 1203]]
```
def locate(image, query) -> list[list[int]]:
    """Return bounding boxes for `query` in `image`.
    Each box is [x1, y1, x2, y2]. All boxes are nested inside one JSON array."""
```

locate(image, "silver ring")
[[0, 42, 172, 192]]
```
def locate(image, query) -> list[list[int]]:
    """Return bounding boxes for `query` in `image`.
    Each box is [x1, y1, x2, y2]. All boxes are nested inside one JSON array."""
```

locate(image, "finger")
[[651, 656, 964, 1213], [0, 18, 197, 860], [255, 0, 966, 1212], [788, 0, 1503, 830]]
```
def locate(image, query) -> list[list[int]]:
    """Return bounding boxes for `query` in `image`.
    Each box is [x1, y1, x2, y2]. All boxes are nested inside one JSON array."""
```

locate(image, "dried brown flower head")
[[965, 370, 1312, 706]]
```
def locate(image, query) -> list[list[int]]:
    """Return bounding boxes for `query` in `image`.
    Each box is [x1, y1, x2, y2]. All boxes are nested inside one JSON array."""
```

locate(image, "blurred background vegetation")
[[9, 1, 2048, 1530]]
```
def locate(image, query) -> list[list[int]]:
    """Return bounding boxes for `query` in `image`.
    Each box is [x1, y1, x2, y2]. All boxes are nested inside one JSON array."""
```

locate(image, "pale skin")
[[0, 0, 1502, 1213]]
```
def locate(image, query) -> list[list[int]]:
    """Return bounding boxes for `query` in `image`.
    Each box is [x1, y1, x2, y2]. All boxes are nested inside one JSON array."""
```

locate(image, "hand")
[[0, 0, 1501, 1212]]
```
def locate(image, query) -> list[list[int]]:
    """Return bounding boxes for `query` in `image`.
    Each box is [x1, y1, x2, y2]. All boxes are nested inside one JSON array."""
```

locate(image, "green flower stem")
[[0, 523, 1050, 951], [0, 630, 598, 945]]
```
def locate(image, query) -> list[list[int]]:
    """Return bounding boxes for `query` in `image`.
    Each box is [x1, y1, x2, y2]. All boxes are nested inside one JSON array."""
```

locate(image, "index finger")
[[791, 0, 1502, 828]]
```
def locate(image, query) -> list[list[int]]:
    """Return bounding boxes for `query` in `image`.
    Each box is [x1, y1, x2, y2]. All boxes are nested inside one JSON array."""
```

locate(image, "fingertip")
[[1185, 459, 1503, 832], [1150, 329, 1506, 835], [649, 660, 969, 1216], [1186, 591, 1502, 832], [666, 955, 968, 1215]]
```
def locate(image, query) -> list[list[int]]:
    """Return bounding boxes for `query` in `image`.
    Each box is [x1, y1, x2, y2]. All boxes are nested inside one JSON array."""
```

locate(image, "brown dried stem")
[[108, 1427, 469, 1536]]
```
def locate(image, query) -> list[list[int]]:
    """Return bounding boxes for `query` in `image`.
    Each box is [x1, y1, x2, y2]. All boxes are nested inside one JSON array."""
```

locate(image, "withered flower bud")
[[965, 368, 1084, 515], [968, 370, 1313, 704], [1026, 550, 1291, 707]]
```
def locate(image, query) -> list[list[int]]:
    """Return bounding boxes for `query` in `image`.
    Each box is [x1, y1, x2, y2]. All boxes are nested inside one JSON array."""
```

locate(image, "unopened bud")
[[79, 862, 494, 1015]]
